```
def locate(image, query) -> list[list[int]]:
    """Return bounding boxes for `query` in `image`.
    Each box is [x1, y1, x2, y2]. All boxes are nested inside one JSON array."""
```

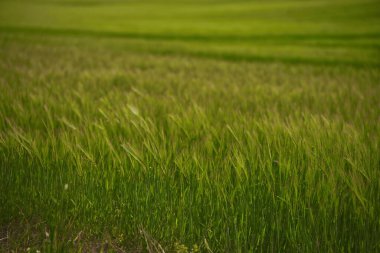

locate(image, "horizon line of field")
[[1, 25, 380, 68]]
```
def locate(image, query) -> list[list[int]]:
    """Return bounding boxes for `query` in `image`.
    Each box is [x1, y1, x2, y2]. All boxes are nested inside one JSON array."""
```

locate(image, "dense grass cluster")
[[1, 0, 380, 252]]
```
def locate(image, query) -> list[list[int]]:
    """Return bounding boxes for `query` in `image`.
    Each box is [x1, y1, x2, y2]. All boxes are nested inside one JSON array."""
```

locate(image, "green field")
[[1, 0, 380, 252]]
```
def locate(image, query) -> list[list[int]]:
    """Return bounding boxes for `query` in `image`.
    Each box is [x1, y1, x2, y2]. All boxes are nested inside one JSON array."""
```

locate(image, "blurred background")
[[1, 0, 380, 66]]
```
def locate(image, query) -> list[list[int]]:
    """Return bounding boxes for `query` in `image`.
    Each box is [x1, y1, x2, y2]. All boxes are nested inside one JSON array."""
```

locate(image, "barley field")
[[0, 0, 380, 252]]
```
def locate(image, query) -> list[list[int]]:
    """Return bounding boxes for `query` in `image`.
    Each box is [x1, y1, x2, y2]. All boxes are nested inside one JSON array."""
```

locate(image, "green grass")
[[0, 0, 380, 252]]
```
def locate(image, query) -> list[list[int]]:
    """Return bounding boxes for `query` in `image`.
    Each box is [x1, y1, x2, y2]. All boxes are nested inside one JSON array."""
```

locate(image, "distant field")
[[0, 0, 380, 252]]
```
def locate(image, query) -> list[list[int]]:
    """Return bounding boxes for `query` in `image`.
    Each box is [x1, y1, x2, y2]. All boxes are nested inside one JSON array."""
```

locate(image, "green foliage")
[[0, 0, 379, 252]]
